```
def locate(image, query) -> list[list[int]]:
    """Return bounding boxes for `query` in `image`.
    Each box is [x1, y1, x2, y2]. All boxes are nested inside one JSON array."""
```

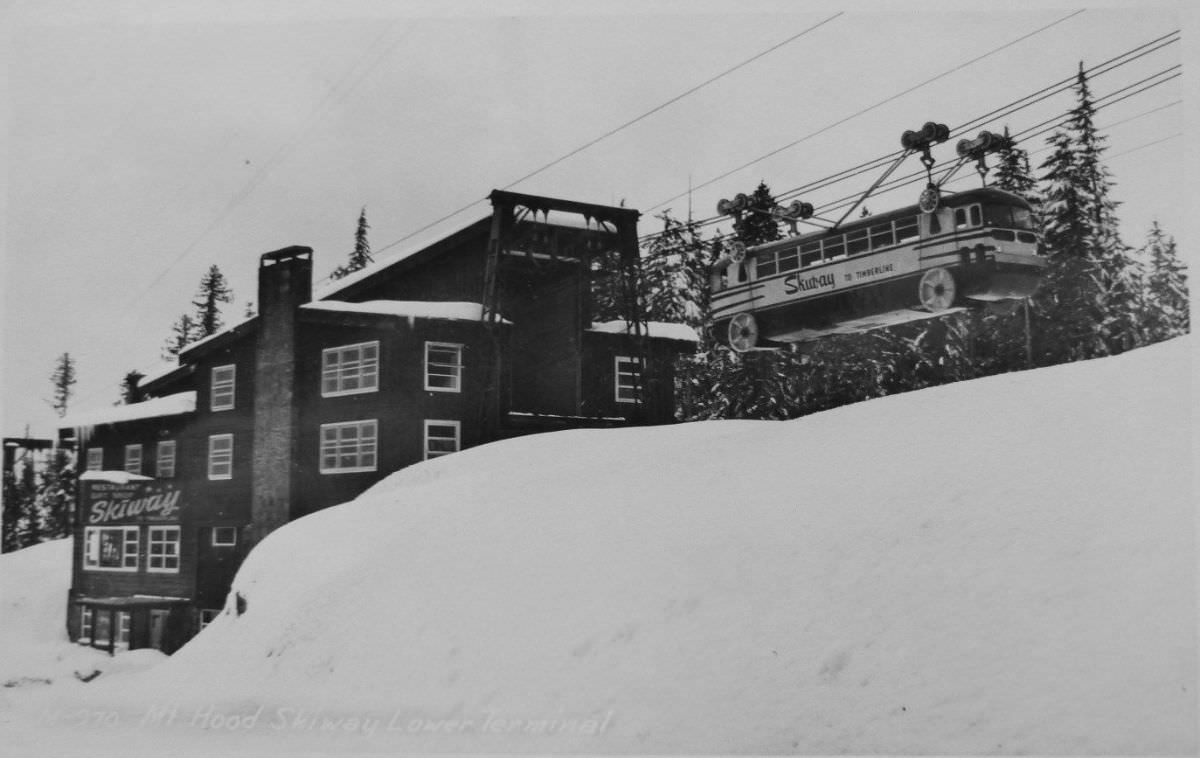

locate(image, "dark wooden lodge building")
[[59, 191, 697, 654]]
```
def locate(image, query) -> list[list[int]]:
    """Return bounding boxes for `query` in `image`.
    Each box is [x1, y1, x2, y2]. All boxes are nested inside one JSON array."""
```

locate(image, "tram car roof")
[[745, 186, 1033, 256]]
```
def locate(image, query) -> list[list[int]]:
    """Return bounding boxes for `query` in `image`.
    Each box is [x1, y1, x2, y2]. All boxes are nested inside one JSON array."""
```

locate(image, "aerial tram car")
[[710, 122, 1046, 351]]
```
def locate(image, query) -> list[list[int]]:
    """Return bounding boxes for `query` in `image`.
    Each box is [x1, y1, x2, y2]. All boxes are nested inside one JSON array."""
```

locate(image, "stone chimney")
[[250, 246, 312, 546]]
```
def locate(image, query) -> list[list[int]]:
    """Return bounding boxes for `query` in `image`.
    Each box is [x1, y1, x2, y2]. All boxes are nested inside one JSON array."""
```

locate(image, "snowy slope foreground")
[[3, 338, 1196, 756], [0, 540, 165, 692]]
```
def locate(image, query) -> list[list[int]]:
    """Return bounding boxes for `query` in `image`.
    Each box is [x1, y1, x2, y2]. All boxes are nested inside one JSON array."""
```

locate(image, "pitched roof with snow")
[[589, 320, 700, 342], [301, 300, 509, 324], [58, 392, 197, 430], [313, 215, 492, 302]]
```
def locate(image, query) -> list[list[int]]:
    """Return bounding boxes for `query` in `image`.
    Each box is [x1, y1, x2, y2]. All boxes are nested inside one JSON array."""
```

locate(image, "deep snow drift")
[[0, 540, 165, 691], [4, 337, 1196, 755]]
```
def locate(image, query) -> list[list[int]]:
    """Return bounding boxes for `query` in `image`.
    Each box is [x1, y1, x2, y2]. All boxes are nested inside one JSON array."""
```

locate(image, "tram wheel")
[[918, 267, 957, 312], [728, 312, 759, 352]]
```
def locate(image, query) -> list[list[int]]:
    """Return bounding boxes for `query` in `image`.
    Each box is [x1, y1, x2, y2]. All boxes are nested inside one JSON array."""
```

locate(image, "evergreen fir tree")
[[191, 264, 234, 338], [1032, 63, 1147, 362], [119, 370, 145, 405], [992, 126, 1039, 206], [1141, 221, 1190, 341], [163, 313, 198, 359], [641, 211, 714, 336], [33, 446, 75, 541], [732, 182, 783, 247], [2, 460, 38, 552], [49, 353, 76, 418], [330, 207, 374, 281]]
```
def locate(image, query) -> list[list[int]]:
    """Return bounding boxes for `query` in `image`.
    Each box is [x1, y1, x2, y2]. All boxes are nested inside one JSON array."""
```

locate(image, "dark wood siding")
[[290, 314, 492, 519]]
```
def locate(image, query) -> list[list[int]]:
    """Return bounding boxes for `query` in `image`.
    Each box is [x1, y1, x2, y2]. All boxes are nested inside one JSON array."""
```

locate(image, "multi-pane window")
[[86, 447, 103, 471], [212, 526, 237, 547], [211, 365, 236, 411], [424, 420, 460, 460], [615, 356, 643, 404], [124, 444, 143, 474], [156, 440, 176, 478], [321, 342, 379, 397], [117, 611, 131, 647], [147, 526, 180, 572], [207, 434, 233, 480], [84, 526, 140, 571], [199, 609, 221, 630], [79, 606, 94, 642], [425, 342, 464, 392], [895, 217, 920, 243], [319, 420, 378, 473]]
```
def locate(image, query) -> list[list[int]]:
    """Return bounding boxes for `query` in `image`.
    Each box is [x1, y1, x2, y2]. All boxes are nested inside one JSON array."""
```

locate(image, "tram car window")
[[846, 229, 869, 256], [756, 253, 777, 279], [870, 223, 894, 250], [800, 241, 822, 267], [778, 246, 799, 272]]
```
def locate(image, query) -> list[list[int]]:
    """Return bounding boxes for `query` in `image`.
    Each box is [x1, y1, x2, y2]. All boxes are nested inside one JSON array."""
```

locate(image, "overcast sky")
[[2, 0, 1192, 439]]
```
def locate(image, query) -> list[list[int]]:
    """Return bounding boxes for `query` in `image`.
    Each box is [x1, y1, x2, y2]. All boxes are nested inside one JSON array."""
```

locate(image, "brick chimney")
[[250, 246, 312, 546]]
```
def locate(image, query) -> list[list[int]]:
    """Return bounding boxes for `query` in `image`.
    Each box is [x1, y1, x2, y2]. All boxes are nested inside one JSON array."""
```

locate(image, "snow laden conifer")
[[1034, 63, 1144, 363], [330, 207, 374, 281], [33, 445, 75, 541], [2, 453, 38, 552], [641, 211, 715, 341], [992, 126, 1040, 207], [1140, 221, 1189, 342]]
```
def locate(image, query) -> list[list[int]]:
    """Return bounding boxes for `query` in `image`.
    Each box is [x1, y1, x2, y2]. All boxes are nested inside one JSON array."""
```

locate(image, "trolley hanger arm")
[[831, 148, 913, 230]]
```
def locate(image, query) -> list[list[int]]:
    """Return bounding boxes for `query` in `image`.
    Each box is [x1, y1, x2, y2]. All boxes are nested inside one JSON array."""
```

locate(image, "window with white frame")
[[156, 440, 176, 478], [199, 609, 221, 629], [614, 356, 643, 404], [124, 444, 143, 474], [117, 610, 131, 647], [319, 420, 378, 473], [211, 364, 236, 411], [424, 342, 464, 392], [86, 447, 103, 471], [79, 605, 94, 642], [207, 434, 233, 480], [211, 526, 237, 547], [84, 526, 140, 571], [147, 526, 180, 572], [321, 341, 379, 397], [424, 420, 461, 460]]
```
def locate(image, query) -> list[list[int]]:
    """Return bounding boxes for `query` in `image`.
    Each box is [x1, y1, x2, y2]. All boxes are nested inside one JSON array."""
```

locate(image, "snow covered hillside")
[[0, 540, 165, 691], [5, 337, 1196, 755]]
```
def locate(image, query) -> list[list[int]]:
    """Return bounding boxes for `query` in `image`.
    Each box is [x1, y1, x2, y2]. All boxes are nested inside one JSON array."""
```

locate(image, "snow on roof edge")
[[589, 320, 700, 342], [178, 315, 258, 357], [79, 471, 154, 483], [314, 214, 493, 301], [59, 392, 197, 430], [302, 300, 509, 324]]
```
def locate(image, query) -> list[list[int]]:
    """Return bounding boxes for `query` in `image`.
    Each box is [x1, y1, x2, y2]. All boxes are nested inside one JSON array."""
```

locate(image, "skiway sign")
[[83, 481, 183, 525]]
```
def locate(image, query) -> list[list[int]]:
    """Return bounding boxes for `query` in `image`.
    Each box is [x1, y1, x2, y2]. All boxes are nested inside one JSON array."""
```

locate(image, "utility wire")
[[370, 13, 845, 259], [636, 35, 1179, 245], [118, 23, 411, 317], [645, 9, 1088, 212], [626, 70, 1182, 264]]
